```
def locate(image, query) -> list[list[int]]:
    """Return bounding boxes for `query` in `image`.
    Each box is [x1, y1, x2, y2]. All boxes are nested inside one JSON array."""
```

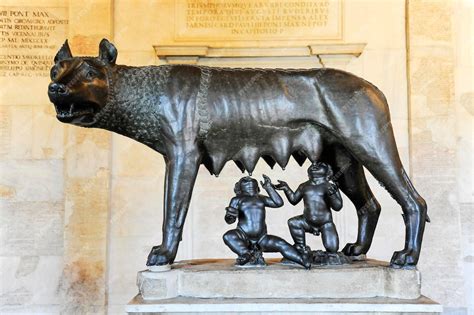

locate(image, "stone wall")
[[407, 0, 473, 313], [0, 0, 113, 313], [0, 0, 472, 314], [0, 1, 68, 314]]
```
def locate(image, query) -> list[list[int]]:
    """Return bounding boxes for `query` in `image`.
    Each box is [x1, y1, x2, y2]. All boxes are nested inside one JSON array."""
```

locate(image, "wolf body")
[[48, 39, 428, 268]]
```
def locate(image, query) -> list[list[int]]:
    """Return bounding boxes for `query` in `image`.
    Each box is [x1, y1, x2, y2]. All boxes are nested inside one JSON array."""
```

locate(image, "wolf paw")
[[342, 242, 367, 257], [146, 245, 175, 266], [390, 249, 418, 268]]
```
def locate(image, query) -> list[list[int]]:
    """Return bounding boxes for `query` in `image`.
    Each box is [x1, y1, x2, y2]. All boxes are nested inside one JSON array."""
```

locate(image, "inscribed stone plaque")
[[175, 0, 343, 41], [0, 6, 68, 77]]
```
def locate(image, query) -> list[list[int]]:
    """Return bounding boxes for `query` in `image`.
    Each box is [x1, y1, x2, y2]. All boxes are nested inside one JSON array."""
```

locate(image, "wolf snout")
[[48, 82, 69, 97]]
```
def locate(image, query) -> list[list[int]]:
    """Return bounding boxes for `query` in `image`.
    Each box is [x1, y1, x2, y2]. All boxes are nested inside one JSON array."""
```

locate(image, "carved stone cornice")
[[153, 43, 366, 65]]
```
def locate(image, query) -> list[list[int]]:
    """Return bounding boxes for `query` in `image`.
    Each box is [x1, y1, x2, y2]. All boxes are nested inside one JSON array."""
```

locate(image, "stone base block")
[[126, 295, 442, 314], [136, 259, 421, 300]]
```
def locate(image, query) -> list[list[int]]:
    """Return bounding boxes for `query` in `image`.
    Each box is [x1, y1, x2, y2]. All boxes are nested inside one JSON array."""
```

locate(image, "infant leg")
[[288, 215, 312, 248], [320, 222, 339, 253], [223, 229, 250, 256], [259, 235, 310, 269]]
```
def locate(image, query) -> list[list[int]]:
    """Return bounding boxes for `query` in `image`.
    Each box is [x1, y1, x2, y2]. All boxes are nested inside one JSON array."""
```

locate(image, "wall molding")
[[153, 43, 367, 64]]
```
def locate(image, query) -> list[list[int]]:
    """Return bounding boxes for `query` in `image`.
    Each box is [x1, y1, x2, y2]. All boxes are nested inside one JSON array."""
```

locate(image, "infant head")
[[235, 176, 260, 196], [307, 162, 333, 179]]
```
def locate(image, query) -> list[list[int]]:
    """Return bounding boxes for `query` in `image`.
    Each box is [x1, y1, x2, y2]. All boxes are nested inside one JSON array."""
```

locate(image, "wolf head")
[[48, 39, 117, 126]]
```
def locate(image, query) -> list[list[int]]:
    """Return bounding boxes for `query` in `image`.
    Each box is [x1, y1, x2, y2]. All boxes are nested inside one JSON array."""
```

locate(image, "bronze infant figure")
[[47, 39, 428, 268], [277, 162, 342, 256], [223, 175, 311, 269]]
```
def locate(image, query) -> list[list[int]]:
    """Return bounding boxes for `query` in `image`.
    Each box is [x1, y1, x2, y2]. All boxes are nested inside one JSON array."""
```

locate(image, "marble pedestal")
[[126, 259, 442, 314]]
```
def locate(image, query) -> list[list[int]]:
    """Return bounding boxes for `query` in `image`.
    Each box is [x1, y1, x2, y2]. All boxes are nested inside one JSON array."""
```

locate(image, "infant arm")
[[260, 175, 283, 208], [284, 183, 304, 205], [327, 183, 343, 211], [225, 197, 240, 224], [262, 184, 283, 208]]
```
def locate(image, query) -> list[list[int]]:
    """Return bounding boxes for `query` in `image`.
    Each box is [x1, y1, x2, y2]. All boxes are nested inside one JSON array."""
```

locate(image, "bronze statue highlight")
[[48, 39, 428, 268]]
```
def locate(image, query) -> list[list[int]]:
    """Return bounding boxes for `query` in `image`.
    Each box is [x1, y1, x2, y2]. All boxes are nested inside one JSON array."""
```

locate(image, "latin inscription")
[[0, 7, 68, 77], [175, 0, 342, 41]]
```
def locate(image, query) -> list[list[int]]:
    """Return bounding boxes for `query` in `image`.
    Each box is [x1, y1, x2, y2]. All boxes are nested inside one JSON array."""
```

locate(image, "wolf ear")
[[98, 38, 117, 65], [54, 40, 72, 63]]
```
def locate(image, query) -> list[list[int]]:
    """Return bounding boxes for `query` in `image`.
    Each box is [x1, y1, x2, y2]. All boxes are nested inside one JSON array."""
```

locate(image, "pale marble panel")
[[114, 0, 175, 51], [407, 0, 468, 309], [111, 134, 163, 179], [0, 1, 69, 313], [0, 0, 65, 6], [0, 256, 63, 307], [343, 0, 407, 50], [107, 236, 161, 313], [0, 105, 65, 160], [356, 48, 410, 161], [454, 1, 474, 311], [64, 176, 109, 245], [68, 0, 113, 55], [31, 105, 66, 160], [107, 175, 165, 310], [0, 0, 116, 313], [4, 106, 34, 159], [59, 1, 114, 312], [0, 159, 63, 202], [109, 176, 163, 237], [0, 201, 63, 256], [409, 0, 454, 46], [116, 50, 158, 67], [64, 128, 110, 179]]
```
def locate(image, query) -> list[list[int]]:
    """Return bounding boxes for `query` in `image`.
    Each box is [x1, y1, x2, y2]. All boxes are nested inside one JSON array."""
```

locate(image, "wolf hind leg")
[[342, 128, 427, 267], [320, 146, 382, 257]]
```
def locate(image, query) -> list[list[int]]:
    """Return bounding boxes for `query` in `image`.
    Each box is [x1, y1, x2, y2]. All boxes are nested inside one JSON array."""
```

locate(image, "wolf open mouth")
[[54, 102, 97, 124]]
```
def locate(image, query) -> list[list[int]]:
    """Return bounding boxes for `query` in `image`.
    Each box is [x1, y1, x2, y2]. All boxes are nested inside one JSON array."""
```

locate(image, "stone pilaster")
[[406, 0, 466, 309], [59, 0, 113, 313]]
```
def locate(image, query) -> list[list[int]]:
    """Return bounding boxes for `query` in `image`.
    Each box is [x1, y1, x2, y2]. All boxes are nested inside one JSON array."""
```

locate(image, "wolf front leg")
[[147, 151, 201, 266]]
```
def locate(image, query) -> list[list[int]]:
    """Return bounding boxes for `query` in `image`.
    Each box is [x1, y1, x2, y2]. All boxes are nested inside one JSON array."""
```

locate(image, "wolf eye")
[[86, 70, 95, 79]]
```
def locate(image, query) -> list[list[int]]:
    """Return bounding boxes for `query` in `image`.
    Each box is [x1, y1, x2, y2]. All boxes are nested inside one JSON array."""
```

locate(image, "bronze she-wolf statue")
[[47, 39, 428, 268]]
